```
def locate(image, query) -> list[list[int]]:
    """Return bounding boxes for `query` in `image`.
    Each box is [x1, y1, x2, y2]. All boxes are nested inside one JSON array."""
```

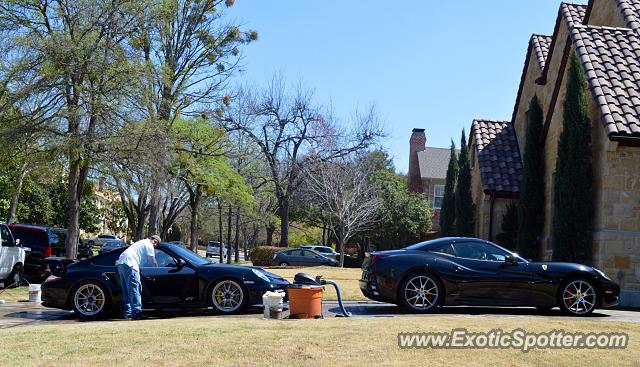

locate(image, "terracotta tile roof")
[[617, 0, 640, 29], [417, 147, 458, 180], [531, 34, 553, 69], [569, 24, 640, 136], [470, 119, 522, 194], [562, 2, 588, 26]]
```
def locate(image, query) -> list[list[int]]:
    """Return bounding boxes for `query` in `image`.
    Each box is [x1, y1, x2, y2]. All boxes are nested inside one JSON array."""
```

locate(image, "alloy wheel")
[[562, 280, 596, 315], [404, 275, 439, 311], [212, 280, 244, 312], [73, 283, 106, 316]]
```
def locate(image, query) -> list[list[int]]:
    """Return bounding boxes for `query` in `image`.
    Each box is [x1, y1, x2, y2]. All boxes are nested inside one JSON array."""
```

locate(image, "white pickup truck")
[[0, 222, 27, 288]]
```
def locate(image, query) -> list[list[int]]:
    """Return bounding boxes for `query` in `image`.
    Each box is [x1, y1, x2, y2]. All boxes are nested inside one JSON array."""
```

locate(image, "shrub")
[[249, 246, 283, 266]]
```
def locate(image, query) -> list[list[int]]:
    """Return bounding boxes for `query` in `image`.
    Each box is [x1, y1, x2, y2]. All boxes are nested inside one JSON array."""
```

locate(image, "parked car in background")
[[41, 243, 290, 318], [301, 245, 339, 259], [9, 224, 92, 282], [0, 222, 27, 288], [84, 234, 118, 248], [98, 239, 127, 255], [360, 237, 620, 316], [206, 241, 227, 259], [272, 248, 338, 267]]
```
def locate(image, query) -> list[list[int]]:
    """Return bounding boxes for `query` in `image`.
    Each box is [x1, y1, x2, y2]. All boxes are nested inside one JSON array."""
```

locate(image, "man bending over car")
[[116, 235, 161, 320]]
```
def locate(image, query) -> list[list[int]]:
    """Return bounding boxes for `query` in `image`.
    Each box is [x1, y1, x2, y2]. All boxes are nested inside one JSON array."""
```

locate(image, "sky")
[[229, 0, 577, 173]]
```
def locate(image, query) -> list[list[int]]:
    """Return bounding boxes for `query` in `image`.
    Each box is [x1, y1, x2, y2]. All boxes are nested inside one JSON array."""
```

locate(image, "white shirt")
[[116, 239, 155, 271]]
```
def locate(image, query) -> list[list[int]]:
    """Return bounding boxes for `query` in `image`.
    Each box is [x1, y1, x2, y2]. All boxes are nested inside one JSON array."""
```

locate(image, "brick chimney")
[[408, 128, 426, 193]]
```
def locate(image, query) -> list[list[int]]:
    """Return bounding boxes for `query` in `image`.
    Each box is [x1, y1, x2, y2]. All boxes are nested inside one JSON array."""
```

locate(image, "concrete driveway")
[[1, 300, 639, 328]]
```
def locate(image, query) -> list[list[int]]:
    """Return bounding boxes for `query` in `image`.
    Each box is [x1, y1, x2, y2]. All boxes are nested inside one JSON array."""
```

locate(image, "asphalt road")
[[0, 301, 638, 329]]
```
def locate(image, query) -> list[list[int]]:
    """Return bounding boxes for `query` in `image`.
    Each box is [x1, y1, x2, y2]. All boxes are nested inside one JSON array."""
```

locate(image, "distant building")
[[407, 128, 458, 231]]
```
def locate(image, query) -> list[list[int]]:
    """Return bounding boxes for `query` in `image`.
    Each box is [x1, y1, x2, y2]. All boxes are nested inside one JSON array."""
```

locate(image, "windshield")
[[166, 244, 209, 266]]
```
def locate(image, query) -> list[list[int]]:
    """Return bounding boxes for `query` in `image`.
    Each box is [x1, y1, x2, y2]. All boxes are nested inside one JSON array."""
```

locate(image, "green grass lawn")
[[0, 316, 637, 366], [0, 286, 29, 302]]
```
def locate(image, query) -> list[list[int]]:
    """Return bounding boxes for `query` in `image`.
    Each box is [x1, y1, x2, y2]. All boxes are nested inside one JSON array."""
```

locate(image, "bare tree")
[[306, 158, 381, 267], [224, 75, 382, 246]]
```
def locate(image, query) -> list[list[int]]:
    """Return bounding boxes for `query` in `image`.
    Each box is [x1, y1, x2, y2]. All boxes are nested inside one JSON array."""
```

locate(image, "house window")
[[433, 185, 445, 209]]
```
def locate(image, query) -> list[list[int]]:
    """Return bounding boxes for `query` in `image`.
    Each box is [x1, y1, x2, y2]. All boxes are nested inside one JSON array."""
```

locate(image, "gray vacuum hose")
[[322, 279, 352, 317]]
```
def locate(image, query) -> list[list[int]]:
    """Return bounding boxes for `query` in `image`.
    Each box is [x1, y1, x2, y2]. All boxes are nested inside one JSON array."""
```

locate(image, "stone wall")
[[587, 0, 627, 28], [421, 177, 445, 232]]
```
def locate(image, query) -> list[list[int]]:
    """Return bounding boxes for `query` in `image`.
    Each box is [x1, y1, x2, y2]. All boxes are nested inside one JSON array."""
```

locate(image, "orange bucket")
[[288, 286, 324, 318]]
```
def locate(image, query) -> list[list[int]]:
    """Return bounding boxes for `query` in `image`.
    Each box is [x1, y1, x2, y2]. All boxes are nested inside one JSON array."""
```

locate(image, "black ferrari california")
[[41, 243, 290, 318], [360, 237, 620, 316]]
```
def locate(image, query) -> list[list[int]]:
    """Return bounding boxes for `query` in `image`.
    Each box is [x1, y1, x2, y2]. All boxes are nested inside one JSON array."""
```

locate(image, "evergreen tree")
[[496, 202, 518, 250], [517, 95, 545, 260], [552, 50, 593, 264], [455, 129, 474, 236], [439, 141, 458, 236]]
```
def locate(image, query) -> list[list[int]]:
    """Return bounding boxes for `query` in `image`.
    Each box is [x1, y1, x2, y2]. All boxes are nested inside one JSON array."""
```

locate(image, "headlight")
[[252, 269, 270, 282], [594, 268, 611, 280]]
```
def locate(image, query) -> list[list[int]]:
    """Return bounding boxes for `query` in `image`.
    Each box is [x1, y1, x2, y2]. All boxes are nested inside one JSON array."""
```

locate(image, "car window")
[[318, 248, 331, 253], [430, 243, 455, 257], [10, 227, 47, 247], [154, 249, 177, 267], [452, 242, 510, 262], [0, 225, 13, 246], [302, 250, 318, 257], [50, 231, 67, 247]]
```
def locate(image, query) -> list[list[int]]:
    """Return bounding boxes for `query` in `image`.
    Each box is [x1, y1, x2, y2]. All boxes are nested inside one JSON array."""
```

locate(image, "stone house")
[[472, 0, 640, 306], [407, 128, 457, 231], [469, 119, 522, 242]]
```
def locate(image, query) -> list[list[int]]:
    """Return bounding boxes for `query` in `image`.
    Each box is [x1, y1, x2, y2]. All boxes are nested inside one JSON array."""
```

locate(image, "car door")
[[300, 250, 322, 266], [450, 241, 514, 305], [139, 248, 198, 305]]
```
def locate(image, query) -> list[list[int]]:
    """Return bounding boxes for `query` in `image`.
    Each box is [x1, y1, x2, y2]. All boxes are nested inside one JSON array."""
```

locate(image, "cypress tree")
[[439, 140, 457, 236], [517, 95, 545, 260], [496, 201, 518, 250], [455, 129, 474, 236], [552, 50, 593, 264]]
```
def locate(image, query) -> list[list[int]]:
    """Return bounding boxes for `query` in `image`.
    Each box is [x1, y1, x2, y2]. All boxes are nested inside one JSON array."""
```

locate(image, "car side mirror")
[[505, 255, 518, 265], [176, 258, 186, 269], [15, 238, 20, 246]]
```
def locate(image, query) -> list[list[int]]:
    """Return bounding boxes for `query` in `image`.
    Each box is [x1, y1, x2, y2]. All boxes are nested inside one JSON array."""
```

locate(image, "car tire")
[[399, 272, 442, 313], [70, 281, 111, 319], [557, 278, 598, 316], [279, 262, 289, 267], [88, 241, 95, 248], [208, 279, 247, 314], [5, 264, 23, 288]]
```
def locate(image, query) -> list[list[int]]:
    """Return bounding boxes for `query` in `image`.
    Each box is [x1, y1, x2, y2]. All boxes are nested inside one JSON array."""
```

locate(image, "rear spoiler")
[[44, 257, 76, 276]]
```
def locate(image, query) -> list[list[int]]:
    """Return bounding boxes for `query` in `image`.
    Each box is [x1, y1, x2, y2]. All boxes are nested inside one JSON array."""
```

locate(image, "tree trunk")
[[321, 225, 326, 247], [218, 200, 224, 262], [189, 187, 202, 252], [7, 161, 28, 224], [278, 198, 289, 247], [338, 229, 346, 268], [147, 183, 161, 235], [265, 222, 275, 246], [234, 209, 240, 263], [66, 160, 81, 259], [226, 206, 232, 264]]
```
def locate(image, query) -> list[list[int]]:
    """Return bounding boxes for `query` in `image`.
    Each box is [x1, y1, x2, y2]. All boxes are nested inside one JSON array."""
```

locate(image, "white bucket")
[[262, 291, 285, 319], [28, 284, 41, 303]]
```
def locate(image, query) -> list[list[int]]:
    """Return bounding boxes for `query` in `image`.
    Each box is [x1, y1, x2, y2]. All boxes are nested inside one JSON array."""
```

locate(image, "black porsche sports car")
[[360, 237, 620, 316], [41, 243, 290, 319]]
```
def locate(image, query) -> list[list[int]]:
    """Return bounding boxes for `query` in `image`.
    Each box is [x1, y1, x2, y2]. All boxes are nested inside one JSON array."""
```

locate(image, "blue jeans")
[[117, 264, 142, 318]]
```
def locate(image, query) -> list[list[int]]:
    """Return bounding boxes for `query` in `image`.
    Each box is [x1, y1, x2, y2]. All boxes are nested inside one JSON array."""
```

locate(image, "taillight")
[[44, 245, 52, 257], [370, 253, 390, 266], [44, 275, 62, 283]]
